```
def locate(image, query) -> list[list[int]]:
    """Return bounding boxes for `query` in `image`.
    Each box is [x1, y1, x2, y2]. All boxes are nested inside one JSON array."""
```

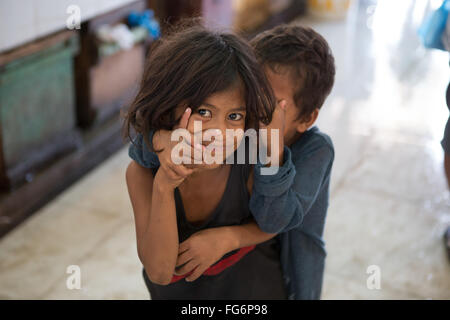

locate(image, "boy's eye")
[[197, 109, 212, 118], [228, 113, 244, 121]]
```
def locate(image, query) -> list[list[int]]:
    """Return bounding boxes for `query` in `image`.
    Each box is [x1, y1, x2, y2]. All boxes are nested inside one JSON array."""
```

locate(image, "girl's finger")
[[177, 140, 203, 162], [185, 264, 206, 282], [170, 147, 202, 165], [169, 155, 195, 167], [164, 164, 184, 180], [182, 134, 198, 151], [278, 99, 287, 110], [173, 266, 189, 276], [176, 107, 192, 129], [171, 163, 194, 178], [166, 160, 190, 176], [177, 155, 193, 166], [175, 259, 199, 276], [178, 241, 189, 254], [176, 250, 193, 267]]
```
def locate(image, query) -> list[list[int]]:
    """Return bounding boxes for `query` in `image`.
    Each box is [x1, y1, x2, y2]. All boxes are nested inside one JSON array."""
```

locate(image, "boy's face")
[[264, 66, 318, 146]]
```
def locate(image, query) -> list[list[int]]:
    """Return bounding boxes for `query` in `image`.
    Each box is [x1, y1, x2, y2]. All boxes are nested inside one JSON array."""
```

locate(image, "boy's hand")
[[260, 100, 287, 165], [174, 228, 233, 282]]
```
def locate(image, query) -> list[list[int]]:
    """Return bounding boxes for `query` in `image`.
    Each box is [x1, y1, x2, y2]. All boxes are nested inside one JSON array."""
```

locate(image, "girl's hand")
[[153, 108, 203, 190], [154, 160, 194, 191], [153, 108, 205, 170], [174, 228, 232, 282]]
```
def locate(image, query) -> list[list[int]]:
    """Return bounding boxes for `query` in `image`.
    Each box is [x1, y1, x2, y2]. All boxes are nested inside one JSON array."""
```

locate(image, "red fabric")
[[170, 245, 256, 283]]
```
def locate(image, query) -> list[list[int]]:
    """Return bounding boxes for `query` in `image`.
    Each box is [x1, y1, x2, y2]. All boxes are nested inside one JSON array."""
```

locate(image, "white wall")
[[0, 0, 137, 52]]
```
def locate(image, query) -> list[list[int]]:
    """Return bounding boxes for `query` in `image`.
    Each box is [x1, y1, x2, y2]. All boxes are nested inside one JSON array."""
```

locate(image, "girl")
[[124, 24, 287, 299]]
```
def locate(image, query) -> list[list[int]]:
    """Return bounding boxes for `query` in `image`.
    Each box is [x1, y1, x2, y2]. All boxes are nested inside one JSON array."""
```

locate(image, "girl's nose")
[[201, 119, 227, 137]]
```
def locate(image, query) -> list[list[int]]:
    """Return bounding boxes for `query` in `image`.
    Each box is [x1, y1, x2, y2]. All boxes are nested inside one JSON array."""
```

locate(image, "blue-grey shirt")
[[251, 126, 334, 299], [128, 126, 334, 300]]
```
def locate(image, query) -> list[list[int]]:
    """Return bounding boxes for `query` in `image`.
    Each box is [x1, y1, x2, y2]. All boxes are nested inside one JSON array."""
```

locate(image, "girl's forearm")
[[141, 181, 179, 285], [126, 161, 178, 285], [221, 220, 277, 253]]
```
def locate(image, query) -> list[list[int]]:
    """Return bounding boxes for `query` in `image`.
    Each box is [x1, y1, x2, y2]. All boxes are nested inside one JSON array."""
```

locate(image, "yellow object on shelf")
[[233, 0, 271, 32], [308, 0, 352, 19]]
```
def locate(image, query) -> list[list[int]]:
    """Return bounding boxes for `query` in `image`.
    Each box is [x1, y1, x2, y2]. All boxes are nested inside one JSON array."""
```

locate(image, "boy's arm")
[[250, 141, 334, 234], [128, 131, 160, 169], [210, 137, 286, 252], [220, 219, 277, 251]]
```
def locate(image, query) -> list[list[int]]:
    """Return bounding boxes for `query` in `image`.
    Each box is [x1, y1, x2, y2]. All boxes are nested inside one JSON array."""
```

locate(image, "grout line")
[[37, 216, 132, 299]]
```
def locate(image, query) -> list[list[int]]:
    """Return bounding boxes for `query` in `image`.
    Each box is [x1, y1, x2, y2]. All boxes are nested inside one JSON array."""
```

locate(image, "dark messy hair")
[[251, 24, 335, 122], [123, 22, 276, 149]]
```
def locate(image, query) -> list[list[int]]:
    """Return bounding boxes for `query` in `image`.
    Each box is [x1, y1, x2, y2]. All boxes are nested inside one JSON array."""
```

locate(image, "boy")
[[127, 24, 335, 299]]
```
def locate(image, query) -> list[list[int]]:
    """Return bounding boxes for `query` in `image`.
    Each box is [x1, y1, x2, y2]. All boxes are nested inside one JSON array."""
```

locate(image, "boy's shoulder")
[[290, 126, 334, 164], [128, 132, 161, 169]]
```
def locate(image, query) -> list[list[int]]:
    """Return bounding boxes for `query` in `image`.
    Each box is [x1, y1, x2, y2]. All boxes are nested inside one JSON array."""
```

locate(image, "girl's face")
[[186, 82, 246, 169]]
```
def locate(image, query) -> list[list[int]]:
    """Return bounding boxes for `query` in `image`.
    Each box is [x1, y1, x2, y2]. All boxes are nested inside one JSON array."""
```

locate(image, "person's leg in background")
[[442, 123, 450, 262], [443, 143, 450, 263], [442, 82, 450, 262], [445, 152, 450, 189]]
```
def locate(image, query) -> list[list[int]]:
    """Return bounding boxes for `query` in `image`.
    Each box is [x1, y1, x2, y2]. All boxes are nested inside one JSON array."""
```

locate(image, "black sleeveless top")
[[143, 163, 287, 299]]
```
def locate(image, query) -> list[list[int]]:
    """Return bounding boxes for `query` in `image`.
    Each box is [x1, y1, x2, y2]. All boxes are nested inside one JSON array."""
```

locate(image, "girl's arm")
[[126, 109, 195, 285], [126, 160, 180, 285]]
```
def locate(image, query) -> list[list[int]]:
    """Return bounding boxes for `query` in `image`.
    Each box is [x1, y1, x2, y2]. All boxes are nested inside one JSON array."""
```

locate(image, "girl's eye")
[[228, 113, 244, 121], [197, 109, 212, 118]]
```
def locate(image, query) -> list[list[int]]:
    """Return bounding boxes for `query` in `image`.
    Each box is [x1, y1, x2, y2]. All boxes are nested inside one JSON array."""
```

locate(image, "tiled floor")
[[0, 0, 449, 299]]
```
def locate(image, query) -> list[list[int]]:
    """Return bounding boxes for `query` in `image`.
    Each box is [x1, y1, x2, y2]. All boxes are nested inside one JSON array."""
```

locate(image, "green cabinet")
[[0, 31, 80, 190]]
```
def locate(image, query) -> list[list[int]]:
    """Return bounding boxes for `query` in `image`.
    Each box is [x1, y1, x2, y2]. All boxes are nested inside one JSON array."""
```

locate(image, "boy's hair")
[[123, 22, 276, 149], [251, 24, 335, 121]]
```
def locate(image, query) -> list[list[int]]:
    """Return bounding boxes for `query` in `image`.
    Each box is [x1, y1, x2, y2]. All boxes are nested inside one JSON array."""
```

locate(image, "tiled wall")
[[0, 0, 136, 52]]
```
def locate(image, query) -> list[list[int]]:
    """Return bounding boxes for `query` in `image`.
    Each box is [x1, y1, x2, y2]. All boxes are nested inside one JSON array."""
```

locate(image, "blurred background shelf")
[[74, 0, 148, 129], [0, 0, 152, 238], [0, 30, 80, 193]]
